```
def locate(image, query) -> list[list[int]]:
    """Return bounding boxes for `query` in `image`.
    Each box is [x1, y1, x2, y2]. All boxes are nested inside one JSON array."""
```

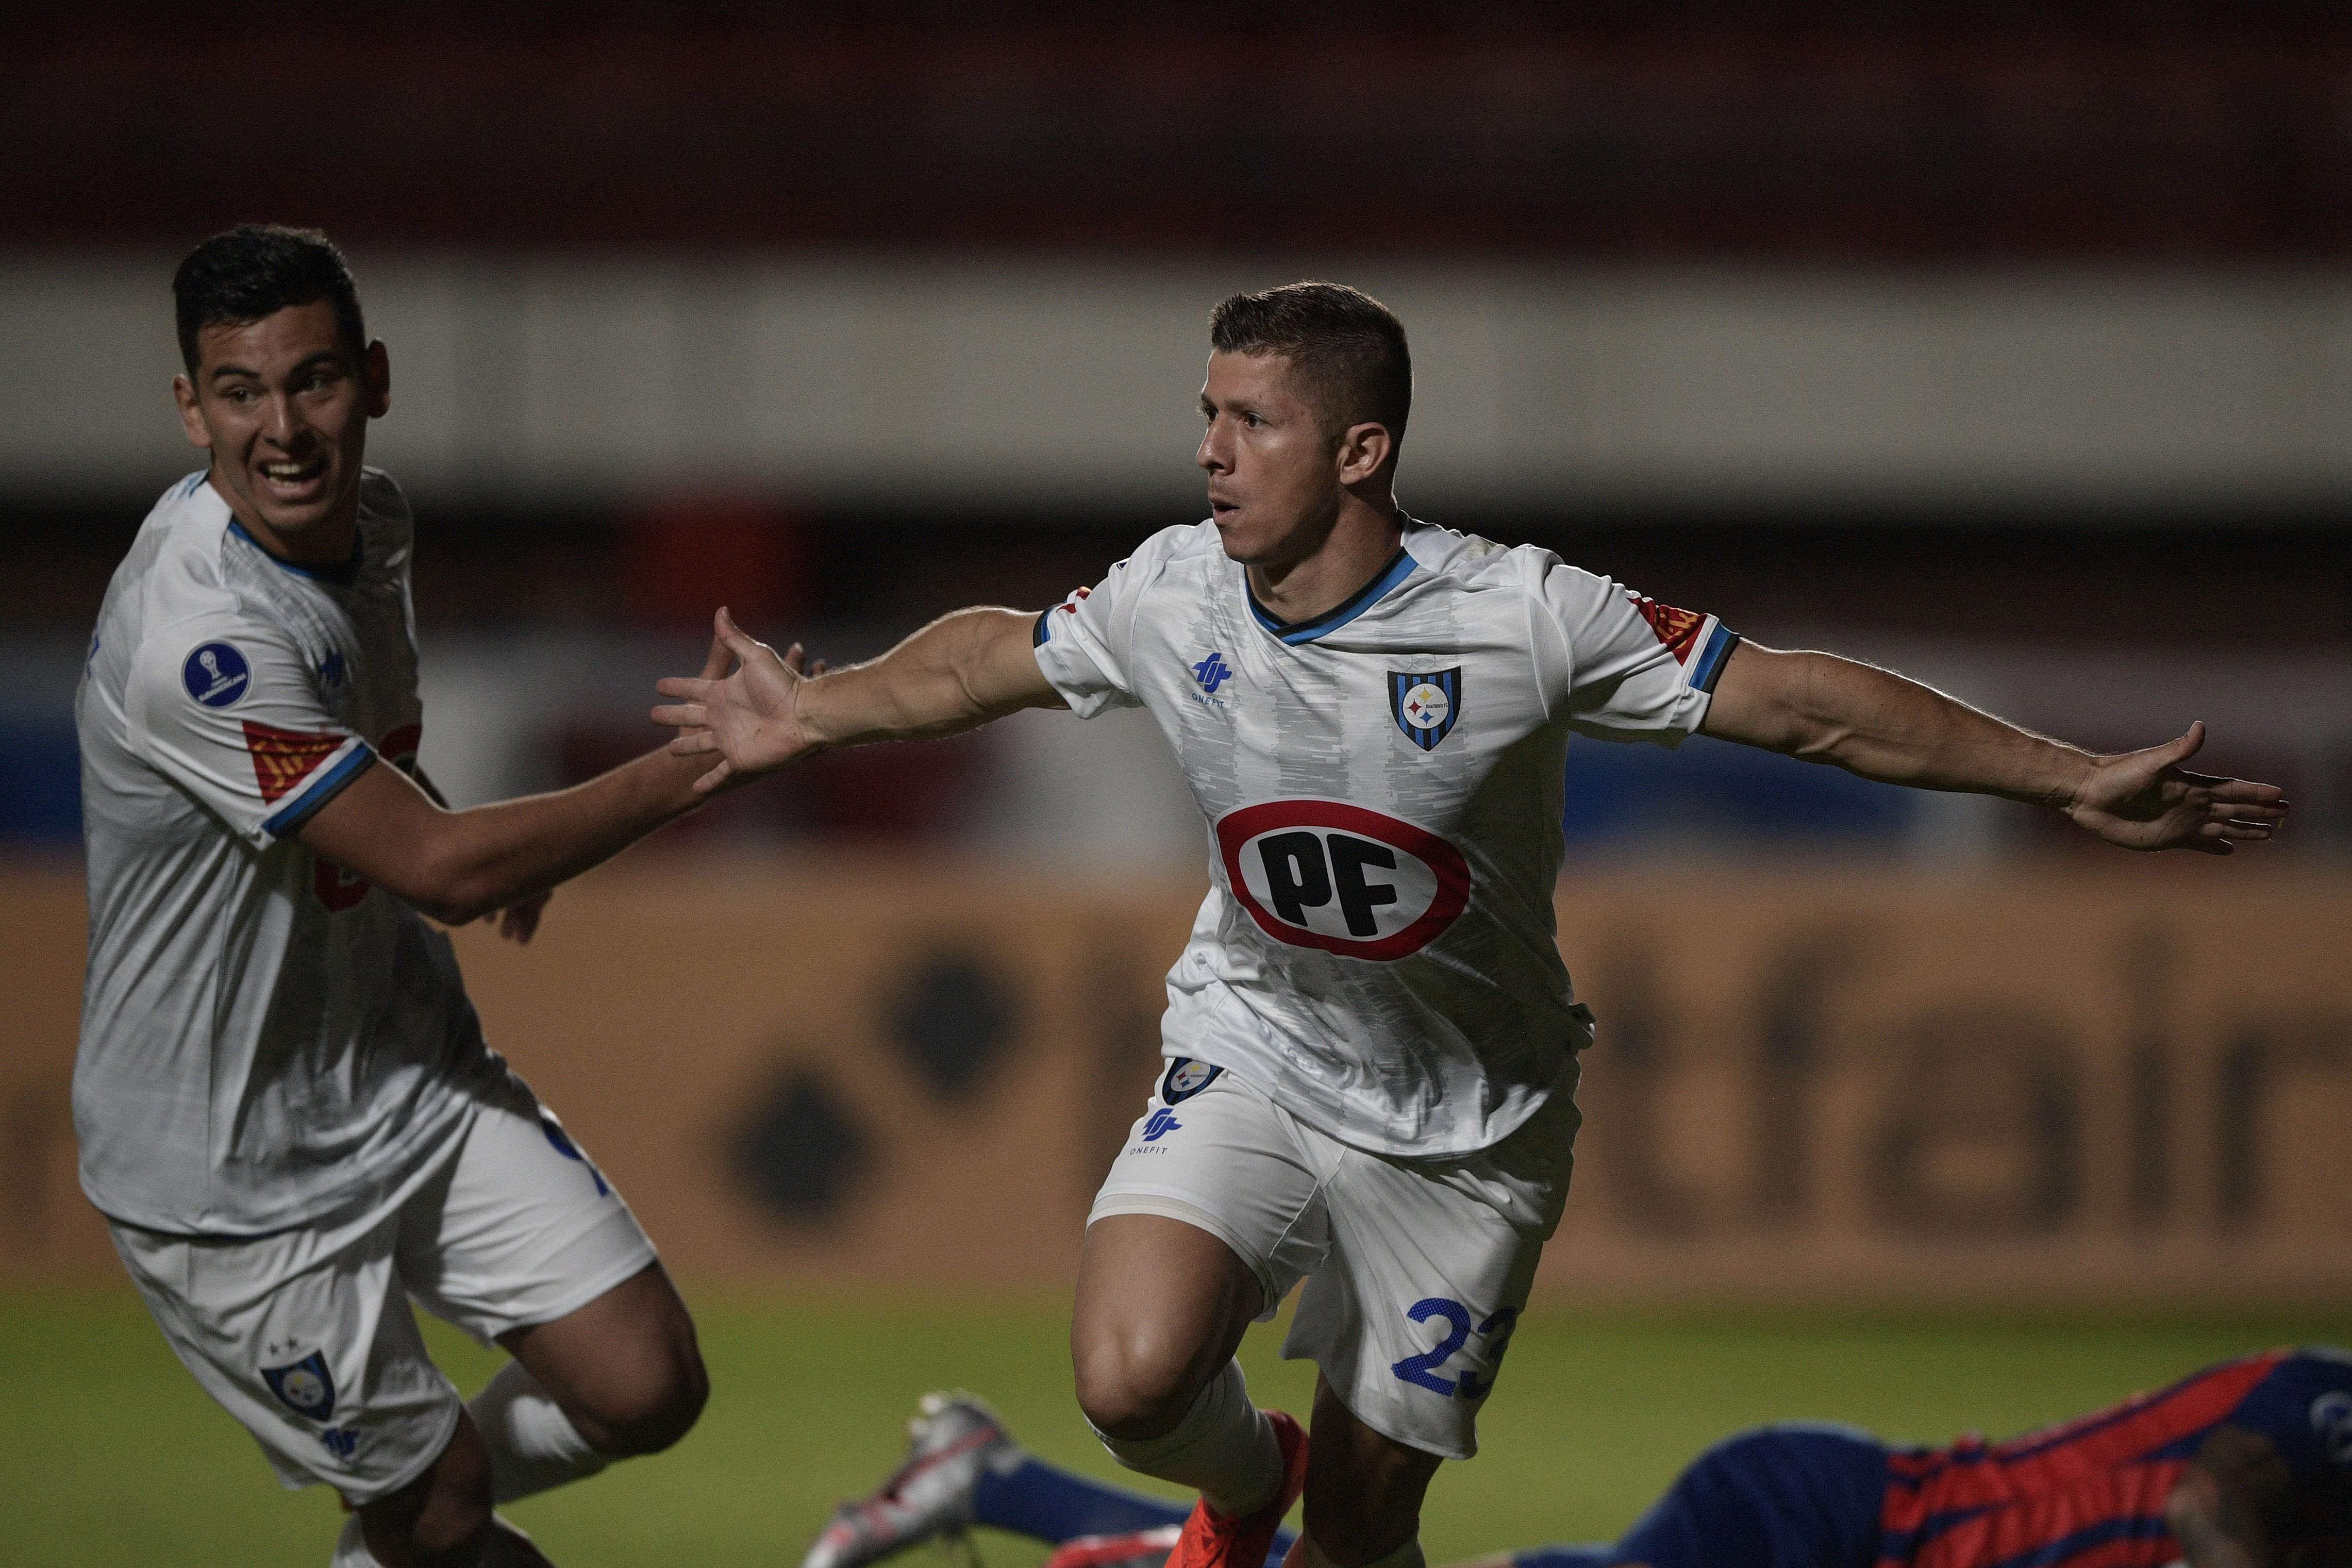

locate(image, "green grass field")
[[6, 1286, 2345, 1567]]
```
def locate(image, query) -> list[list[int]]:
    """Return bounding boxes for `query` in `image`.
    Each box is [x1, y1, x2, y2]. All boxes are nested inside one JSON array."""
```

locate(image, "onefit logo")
[[1192, 652, 1232, 694], [1142, 1108, 1182, 1142], [1216, 799, 1470, 961]]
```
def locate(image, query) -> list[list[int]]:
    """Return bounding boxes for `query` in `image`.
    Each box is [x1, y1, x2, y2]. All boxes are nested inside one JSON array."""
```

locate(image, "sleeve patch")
[[182, 641, 254, 707], [1626, 595, 1707, 664], [243, 721, 353, 804]]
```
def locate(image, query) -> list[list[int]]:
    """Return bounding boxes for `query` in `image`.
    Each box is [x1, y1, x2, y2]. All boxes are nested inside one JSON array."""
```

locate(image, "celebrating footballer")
[[657, 281, 2289, 1568]]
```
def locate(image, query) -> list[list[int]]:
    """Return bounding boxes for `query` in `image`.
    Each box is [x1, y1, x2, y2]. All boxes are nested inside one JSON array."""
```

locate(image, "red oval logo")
[[1215, 799, 1470, 961]]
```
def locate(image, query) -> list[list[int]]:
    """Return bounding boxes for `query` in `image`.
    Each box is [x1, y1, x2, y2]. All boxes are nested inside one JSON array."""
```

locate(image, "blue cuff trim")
[[1033, 608, 1053, 647], [1690, 627, 1739, 694], [262, 744, 376, 837]]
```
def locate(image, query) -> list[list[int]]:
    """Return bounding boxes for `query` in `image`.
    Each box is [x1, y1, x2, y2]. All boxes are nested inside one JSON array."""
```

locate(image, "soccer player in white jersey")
[[651, 283, 2287, 1568], [77, 226, 759, 1568]]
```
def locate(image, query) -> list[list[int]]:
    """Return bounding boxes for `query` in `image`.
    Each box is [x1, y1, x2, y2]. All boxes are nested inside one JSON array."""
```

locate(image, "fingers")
[[783, 641, 807, 676], [652, 701, 709, 730], [654, 676, 712, 701], [693, 758, 733, 794], [715, 605, 765, 664], [2198, 777, 2289, 810], [668, 730, 718, 756], [808, 657, 830, 678]]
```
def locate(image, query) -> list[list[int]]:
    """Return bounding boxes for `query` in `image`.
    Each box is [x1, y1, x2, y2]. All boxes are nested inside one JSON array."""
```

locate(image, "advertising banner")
[[6, 863, 2345, 1301]]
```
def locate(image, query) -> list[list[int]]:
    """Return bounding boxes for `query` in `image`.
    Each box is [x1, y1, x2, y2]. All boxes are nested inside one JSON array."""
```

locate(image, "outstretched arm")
[[297, 630, 737, 928], [1699, 642, 2288, 854], [652, 604, 1064, 792]]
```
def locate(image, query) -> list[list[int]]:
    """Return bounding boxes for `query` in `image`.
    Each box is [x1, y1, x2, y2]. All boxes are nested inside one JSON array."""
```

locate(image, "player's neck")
[[210, 471, 362, 573], [1246, 498, 1405, 627]]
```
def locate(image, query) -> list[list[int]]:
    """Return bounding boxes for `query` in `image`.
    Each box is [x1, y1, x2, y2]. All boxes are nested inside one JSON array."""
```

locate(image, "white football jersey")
[[75, 471, 501, 1236], [1034, 516, 1737, 1158]]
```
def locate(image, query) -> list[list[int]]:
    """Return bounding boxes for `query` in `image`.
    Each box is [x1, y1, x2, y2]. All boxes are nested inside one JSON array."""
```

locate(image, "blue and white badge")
[[261, 1349, 337, 1421], [1160, 1057, 1223, 1104], [183, 642, 252, 708], [1390, 668, 1461, 751]]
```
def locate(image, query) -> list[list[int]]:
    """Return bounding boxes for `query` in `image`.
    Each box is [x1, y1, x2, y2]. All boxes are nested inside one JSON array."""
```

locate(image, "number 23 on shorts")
[[1391, 1297, 1520, 1400]]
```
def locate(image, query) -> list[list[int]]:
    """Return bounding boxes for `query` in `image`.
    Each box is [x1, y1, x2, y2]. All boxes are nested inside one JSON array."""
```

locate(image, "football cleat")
[[1161, 1410, 1308, 1568], [1044, 1526, 1183, 1568], [800, 1391, 1023, 1568]]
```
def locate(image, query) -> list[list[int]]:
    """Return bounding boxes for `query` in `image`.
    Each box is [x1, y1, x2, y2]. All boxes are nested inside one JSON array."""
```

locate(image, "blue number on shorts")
[[1455, 1307, 1520, 1400], [1391, 1297, 1474, 1396]]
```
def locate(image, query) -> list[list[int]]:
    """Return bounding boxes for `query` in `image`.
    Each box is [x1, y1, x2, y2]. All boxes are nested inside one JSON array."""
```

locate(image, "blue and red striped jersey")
[[1878, 1348, 2352, 1568]]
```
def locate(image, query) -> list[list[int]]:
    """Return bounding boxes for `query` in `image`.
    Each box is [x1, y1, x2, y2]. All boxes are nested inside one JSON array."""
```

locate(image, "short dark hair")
[[1208, 281, 1412, 455], [173, 225, 366, 376]]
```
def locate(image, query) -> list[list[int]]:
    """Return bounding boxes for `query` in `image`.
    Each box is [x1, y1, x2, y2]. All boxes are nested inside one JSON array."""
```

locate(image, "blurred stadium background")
[[4, 5, 2349, 1563]]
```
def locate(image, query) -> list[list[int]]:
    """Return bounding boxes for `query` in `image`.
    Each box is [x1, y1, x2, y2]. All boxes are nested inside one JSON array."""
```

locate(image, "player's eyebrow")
[[1198, 394, 1219, 418], [208, 351, 344, 385]]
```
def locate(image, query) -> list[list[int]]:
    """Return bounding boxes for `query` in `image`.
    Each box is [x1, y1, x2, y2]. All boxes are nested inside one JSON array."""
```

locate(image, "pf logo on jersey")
[[1216, 799, 1470, 961]]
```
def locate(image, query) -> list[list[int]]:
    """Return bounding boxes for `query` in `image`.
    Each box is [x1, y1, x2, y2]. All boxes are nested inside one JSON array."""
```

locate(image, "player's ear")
[[173, 374, 212, 451], [362, 340, 391, 419], [1337, 420, 1392, 486]]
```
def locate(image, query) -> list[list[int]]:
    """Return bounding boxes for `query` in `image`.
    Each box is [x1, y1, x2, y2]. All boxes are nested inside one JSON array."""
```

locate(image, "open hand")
[[2066, 722, 2289, 855], [652, 607, 824, 793]]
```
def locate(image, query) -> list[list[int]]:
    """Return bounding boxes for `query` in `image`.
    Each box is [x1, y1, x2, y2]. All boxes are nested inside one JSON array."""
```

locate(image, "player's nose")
[[1195, 424, 1227, 472], [262, 393, 302, 445]]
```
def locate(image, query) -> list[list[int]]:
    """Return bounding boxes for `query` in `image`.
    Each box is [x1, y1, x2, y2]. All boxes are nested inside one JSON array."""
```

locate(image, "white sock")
[[469, 1360, 608, 1505], [1286, 1532, 1427, 1568], [331, 1516, 382, 1568], [1092, 1360, 1281, 1519]]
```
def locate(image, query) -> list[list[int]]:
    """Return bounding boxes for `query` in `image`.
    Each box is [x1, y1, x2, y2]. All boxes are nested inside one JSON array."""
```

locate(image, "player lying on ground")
[[806, 1347, 2352, 1568], [77, 226, 749, 1568], [656, 283, 2288, 1568]]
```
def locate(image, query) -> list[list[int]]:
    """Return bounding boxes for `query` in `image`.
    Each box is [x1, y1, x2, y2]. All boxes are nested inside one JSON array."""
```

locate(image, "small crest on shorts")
[[1390, 668, 1461, 751], [1160, 1058, 1223, 1104], [261, 1349, 336, 1421]]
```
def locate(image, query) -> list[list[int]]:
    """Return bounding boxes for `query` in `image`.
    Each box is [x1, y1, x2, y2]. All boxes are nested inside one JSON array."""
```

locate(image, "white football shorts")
[[107, 1073, 656, 1504], [1089, 1056, 1578, 1459]]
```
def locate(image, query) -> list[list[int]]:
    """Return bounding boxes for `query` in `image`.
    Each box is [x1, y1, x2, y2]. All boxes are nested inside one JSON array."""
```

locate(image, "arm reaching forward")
[[1700, 642, 2289, 854], [653, 605, 1065, 793]]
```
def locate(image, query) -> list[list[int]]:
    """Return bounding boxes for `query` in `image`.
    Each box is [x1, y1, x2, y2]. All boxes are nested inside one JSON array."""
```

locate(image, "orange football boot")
[[1161, 1410, 1308, 1568]]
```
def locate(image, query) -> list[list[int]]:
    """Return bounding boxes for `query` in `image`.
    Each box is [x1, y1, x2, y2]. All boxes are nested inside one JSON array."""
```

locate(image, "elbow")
[[401, 842, 498, 927]]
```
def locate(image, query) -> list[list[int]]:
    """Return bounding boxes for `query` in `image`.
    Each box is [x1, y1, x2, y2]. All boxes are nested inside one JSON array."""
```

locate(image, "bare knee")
[[505, 1264, 710, 1459], [1071, 1214, 1264, 1441], [1072, 1310, 1217, 1440], [573, 1335, 708, 1458]]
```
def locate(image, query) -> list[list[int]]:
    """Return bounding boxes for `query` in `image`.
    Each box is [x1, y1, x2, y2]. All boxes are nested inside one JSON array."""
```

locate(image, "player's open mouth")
[[258, 454, 329, 497]]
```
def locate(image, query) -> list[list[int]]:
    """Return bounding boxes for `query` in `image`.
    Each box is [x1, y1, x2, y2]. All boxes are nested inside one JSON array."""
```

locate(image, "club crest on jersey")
[[261, 1350, 336, 1421], [1215, 799, 1471, 961], [182, 641, 252, 708], [1390, 669, 1461, 750], [1161, 1058, 1223, 1104]]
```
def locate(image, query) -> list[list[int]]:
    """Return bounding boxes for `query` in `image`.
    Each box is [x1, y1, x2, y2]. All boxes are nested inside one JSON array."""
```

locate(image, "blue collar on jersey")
[[227, 518, 362, 589], [1246, 544, 1418, 646]]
